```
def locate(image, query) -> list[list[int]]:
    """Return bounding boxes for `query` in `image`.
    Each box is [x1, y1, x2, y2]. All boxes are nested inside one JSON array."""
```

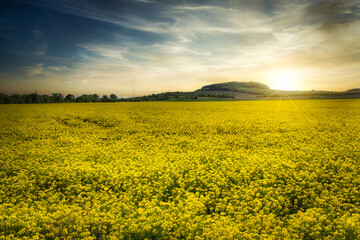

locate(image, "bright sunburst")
[[266, 69, 299, 91]]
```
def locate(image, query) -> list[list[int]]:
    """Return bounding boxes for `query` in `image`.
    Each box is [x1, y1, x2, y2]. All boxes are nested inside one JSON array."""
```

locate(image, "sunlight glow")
[[266, 69, 299, 91]]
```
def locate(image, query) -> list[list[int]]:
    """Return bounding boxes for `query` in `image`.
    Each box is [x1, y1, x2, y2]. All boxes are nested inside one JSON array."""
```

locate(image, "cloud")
[[30, 0, 277, 36], [31, 0, 174, 34], [47, 65, 67, 72], [35, 43, 48, 55], [27, 63, 44, 76], [33, 29, 43, 39], [3, 0, 360, 94], [304, 0, 360, 31], [36, 0, 358, 93]]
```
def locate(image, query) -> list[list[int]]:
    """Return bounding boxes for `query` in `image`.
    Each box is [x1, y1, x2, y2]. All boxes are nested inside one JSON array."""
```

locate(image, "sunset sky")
[[1, 0, 359, 97]]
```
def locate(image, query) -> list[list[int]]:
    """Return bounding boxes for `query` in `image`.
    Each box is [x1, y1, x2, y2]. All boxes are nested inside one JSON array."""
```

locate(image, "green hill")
[[196, 81, 271, 94], [198, 81, 270, 91], [347, 88, 360, 93]]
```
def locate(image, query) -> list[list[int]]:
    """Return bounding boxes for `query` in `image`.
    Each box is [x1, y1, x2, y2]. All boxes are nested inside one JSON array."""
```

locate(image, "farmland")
[[1, 100, 360, 239]]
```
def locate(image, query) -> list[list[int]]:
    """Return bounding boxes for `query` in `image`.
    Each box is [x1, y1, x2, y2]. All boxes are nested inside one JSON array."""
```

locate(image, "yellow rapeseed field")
[[1, 99, 360, 239]]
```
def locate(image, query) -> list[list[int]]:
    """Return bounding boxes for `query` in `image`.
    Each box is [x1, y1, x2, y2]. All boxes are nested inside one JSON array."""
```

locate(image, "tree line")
[[0, 93, 119, 104], [124, 92, 234, 101], [0, 91, 234, 104]]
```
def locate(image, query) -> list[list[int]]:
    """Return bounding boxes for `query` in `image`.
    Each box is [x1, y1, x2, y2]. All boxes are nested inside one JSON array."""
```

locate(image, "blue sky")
[[1, 0, 359, 96]]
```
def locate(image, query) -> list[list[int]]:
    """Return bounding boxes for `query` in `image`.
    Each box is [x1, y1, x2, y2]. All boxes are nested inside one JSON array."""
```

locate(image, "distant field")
[[1, 100, 360, 239]]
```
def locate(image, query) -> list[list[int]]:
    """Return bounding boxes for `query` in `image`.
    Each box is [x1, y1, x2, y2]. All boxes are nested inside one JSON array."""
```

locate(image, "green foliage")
[[110, 94, 117, 100], [347, 88, 360, 93], [123, 91, 234, 101], [0, 93, 65, 104], [65, 94, 75, 102], [198, 81, 270, 92], [1, 100, 360, 239], [0, 93, 117, 104]]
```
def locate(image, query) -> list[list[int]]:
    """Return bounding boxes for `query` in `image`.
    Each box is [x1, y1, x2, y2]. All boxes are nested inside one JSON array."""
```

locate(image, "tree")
[[92, 94, 99, 102], [81, 94, 93, 102], [52, 93, 63, 103], [110, 94, 117, 100], [30, 93, 41, 103], [65, 94, 75, 102], [10, 94, 24, 104], [0, 93, 6, 104], [41, 95, 52, 103], [23, 94, 33, 103], [76, 96, 85, 102], [0, 93, 14, 104], [100, 95, 110, 102]]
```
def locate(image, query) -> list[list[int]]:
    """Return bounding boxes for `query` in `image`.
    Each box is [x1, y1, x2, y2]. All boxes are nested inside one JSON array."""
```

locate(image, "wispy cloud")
[[304, 0, 360, 31], [27, 63, 44, 76], [2, 0, 360, 94], [47, 65, 67, 72], [35, 43, 48, 56], [33, 29, 43, 39], [42, 0, 360, 93]]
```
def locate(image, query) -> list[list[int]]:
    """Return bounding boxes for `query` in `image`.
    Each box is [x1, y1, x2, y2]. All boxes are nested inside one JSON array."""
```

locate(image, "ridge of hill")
[[197, 81, 270, 92], [123, 82, 360, 101]]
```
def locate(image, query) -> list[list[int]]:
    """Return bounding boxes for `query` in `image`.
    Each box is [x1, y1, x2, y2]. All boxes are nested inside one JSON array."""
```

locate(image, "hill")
[[196, 81, 271, 95], [347, 88, 360, 93], [121, 82, 360, 101]]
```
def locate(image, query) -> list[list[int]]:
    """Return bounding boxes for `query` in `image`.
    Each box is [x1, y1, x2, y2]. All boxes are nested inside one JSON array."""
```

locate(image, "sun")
[[266, 69, 299, 91]]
